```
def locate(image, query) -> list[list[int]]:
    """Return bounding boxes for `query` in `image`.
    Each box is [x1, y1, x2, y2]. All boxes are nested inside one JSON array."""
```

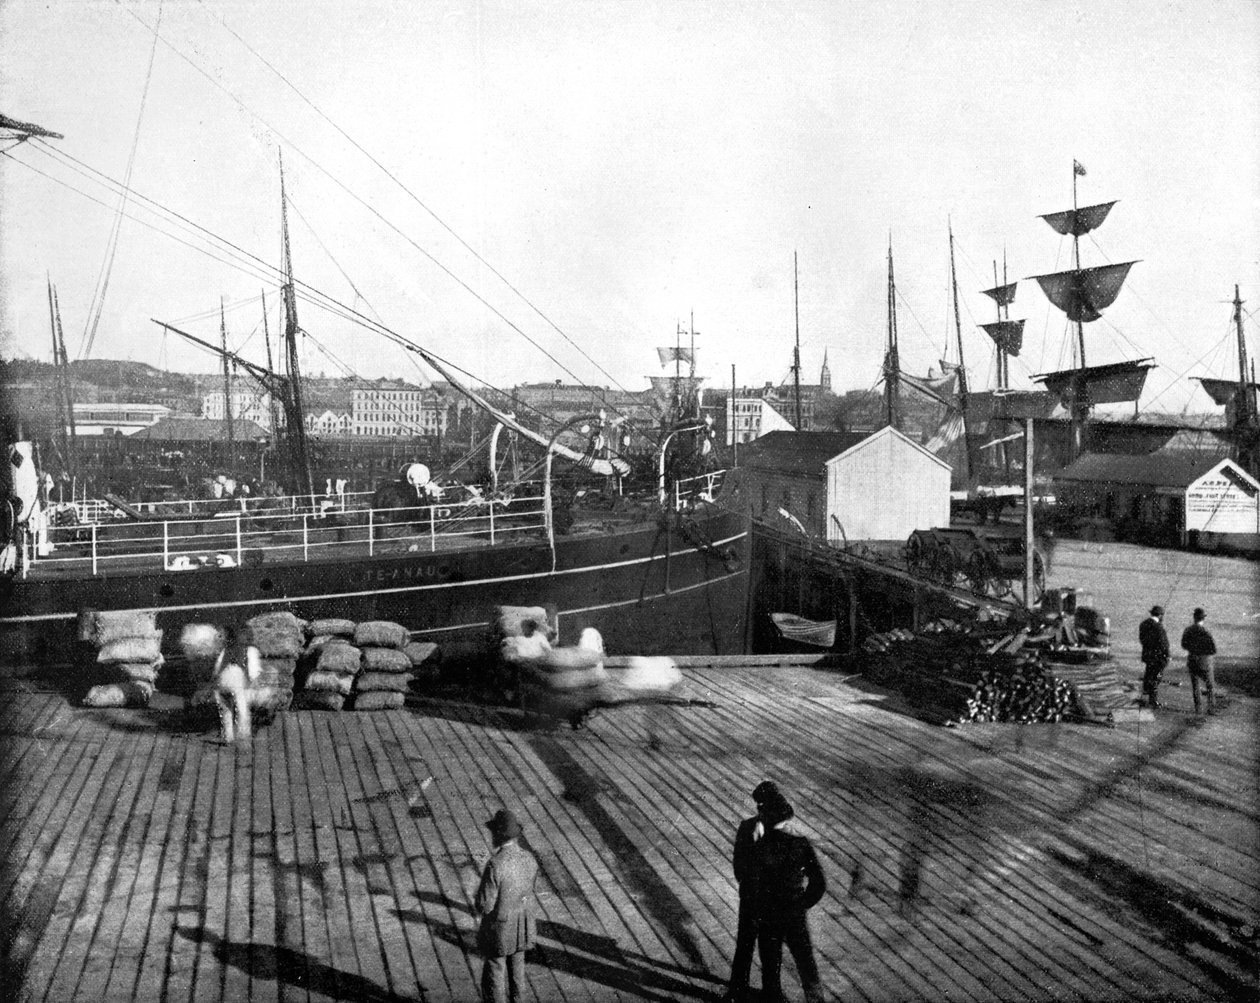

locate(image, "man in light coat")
[[475, 808, 539, 1003]]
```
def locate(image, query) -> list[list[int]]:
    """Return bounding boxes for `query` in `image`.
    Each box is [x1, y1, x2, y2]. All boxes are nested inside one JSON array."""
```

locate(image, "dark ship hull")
[[0, 506, 749, 666]]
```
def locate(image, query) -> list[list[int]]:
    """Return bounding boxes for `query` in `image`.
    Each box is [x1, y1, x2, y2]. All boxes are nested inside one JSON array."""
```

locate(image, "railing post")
[[429, 504, 436, 552], [236, 517, 243, 566], [91, 523, 98, 576], [163, 520, 169, 570], [303, 513, 309, 561], [368, 508, 374, 557], [489, 502, 495, 545]]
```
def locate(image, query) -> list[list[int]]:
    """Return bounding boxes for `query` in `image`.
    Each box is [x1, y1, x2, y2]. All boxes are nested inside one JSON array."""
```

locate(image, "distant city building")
[[306, 409, 352, 437], [71, 402, 171, 437], [202, 389, 276, 432], [351, 379, 430, 437], [129, 416, 270, 442]]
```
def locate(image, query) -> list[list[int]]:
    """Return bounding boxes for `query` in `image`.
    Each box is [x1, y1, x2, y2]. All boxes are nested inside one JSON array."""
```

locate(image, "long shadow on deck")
[[396, 890, 722, 1003], [175, 925, 423, 1002]]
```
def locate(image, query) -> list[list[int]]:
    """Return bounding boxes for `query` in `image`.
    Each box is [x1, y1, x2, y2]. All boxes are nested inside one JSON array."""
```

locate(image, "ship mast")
[[884, 239, 900, 430], [1029, 162, 1146, 459], [220, 297, 234, 463], [793, 251, 803, 429], [46, 280, 77, 483], [949, 223, 973, 485], [279, 154, 315, 499], [1233, 285, 1259, 474]]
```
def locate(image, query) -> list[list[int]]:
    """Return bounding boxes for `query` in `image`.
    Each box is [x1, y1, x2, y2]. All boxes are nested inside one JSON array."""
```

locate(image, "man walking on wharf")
[[1180, 607, 1218, 716]]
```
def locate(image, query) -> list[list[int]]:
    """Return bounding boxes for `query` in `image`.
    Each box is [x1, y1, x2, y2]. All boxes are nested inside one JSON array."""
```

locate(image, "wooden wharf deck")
[[1, 662, 1256, 1003]]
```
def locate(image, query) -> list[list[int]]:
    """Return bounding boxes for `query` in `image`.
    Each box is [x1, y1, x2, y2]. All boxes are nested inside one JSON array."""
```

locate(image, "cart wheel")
[[965, 552, 992, 596]]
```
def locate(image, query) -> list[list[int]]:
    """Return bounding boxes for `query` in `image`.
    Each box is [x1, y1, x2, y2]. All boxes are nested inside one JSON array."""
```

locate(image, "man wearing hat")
[[723, 780, 780, 1002], [1180, 608, 1218, 715], [475, 808, 539, 1003], [1138, 605, 1170, 708], [752, 789, 826, 1003]]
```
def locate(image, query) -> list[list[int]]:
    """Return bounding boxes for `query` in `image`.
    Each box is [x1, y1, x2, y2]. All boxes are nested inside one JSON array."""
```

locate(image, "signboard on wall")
[[1185, 461, 1260, 534]]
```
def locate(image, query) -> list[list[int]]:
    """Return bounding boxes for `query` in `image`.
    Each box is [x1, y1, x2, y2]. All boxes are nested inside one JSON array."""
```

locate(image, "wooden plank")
[[245, 722, 281, 1003]]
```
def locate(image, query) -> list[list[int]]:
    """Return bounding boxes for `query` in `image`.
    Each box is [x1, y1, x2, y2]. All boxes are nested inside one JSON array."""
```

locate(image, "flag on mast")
[[1073, 160, 1087, 176]]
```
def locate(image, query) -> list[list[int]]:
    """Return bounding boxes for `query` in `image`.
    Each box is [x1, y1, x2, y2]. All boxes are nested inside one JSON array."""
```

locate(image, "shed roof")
[[1053, 449, 1232, 489], [130, 417, 269, 442], [737, 430, 870, 478], [828, 424, 952, 472]]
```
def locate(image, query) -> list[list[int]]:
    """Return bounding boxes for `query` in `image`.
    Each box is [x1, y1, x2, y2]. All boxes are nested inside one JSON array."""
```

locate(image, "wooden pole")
[[1023, 417, 1035, 607]]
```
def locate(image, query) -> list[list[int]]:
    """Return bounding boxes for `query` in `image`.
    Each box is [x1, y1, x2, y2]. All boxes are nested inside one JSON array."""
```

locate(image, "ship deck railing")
[[25, 491, 551, 577]]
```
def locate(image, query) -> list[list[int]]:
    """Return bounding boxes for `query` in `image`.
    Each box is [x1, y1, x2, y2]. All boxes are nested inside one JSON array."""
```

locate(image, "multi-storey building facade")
[[202, 389, 276, 431]]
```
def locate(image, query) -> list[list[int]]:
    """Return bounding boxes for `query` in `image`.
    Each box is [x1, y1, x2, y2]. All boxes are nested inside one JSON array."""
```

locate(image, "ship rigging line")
[[79, 0, 163, 362], [10, 143, 647, 446], [196, 1, 638, 405], [112, 2, 652, 429]]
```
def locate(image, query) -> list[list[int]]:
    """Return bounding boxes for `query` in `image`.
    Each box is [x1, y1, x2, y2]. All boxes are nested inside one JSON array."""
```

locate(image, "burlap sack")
[[297, 691, 345, 711], [80, 610, 159, 647], [354, 671, 413, 693], [307, 617, 356, 639], [361, 647, 411, 674], [84, 680, 153, 708], [351, 691, 405, 711], [116, 661, 161, 685], [314, 641, 361, 675], [304, 671, 354, 696], [353, 621, 409, 649], [248, 626, 305, 660], [97, 635, 163, 664], [247, 611, 308, 634]]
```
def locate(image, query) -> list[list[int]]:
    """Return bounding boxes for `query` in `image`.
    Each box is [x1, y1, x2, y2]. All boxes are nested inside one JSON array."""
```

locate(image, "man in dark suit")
[[1180, 607, 1218, 715], [475, 808, 539, 1003], [1138, 604, 1170, 708], [722, 780, 780, 1002], [752, 789, 826, 1003]]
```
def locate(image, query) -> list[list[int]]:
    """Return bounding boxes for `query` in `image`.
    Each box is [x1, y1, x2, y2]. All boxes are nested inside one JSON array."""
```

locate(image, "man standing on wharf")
[[475, 808, 539, 1003], [752, 788, 826, 1003], [1139, 604, 1170, 708], [723, 780, 781, 1002], [1180, 607, 1218, 716]]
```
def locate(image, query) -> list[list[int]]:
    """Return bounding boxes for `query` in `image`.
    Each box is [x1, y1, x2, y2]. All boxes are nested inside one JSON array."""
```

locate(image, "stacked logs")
[[861, 619, 1075, 725]]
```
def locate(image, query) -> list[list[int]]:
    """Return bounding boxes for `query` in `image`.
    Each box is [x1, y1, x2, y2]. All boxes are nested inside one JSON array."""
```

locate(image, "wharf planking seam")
[[0, 724, 95, 916], [369, 709, 478, 999], [0, 723, 121, 975], [691, 666, 1143, 1001], [307, 711, 395, 999], [393, 708, 521, 998], [29, 723, 150, 1002], [225, 738, 259, 1003], [78, 730, 172, 1003], [579, 689, 956, 1003], [479, 706, 717, 1002], [592, 700, 987, 1003], [774, 678, 1218, 1000], [113, 733, 199, 1003], [0, 690, 68, 786], [295, 709, 362, 1002], [677, 669, 1057, 1000], [191, 738, 235, 1003], [576, 705, 897, 1003], [271, 715, 315, 1003], [440, 706, 665, 1003], [12, 723, 140, 1003], [718, 665, 1206, 999], [325, 710, 424, 1001], [246, 725, 280, 1003], [663, 674, 1034, 1003], [444, 711, 606, 1003], [353, 711, 464, 1001]]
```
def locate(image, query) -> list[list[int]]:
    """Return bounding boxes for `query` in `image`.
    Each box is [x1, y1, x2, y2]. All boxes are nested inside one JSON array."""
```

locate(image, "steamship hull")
[[0, 507, 749, 666]]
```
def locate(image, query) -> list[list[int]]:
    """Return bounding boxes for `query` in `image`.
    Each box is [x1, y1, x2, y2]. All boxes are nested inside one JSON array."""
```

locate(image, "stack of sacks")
[[78, 609, 164, 708], [245, 611, 305, 715], [403, 640, 441, 689], [351, 620, 411, 711], [300, 628, 360, 710]]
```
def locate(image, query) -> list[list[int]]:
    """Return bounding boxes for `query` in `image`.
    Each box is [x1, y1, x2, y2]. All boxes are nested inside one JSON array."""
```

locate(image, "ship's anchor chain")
[[676, 513, 740, 573]]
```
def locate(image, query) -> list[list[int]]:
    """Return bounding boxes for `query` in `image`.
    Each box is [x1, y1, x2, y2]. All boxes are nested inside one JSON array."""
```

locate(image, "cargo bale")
[[314, 640, 362, 675], [247, 611, 309, 635], [84, 680, 153, 708], [115, 661, 161, 685], [353, 621, 409, 649], [355, 671, 413, 693], [307, 618, 357, 639], [297, 691, 345, 711], [304, 671, 354, 696], [249, 628, 305, 660], [80, 610, 159, 647], [361, 646, 413, 674], [97, 635, 163, 665], [351, 691, 405, 711]]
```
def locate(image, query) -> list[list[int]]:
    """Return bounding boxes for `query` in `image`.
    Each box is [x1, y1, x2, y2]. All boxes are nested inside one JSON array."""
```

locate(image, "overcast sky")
[[2, 1, 1257, 415]]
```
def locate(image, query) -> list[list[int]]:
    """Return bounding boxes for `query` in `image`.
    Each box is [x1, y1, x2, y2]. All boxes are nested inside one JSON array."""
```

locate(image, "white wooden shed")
[[825, 425, 951, 542]]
